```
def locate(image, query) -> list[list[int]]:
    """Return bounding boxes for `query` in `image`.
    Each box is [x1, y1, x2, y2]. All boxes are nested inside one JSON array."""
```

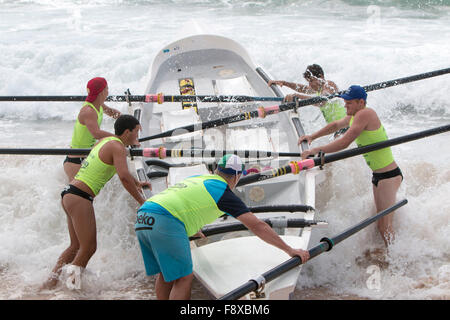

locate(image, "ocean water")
[[0, 0, 449, 300]]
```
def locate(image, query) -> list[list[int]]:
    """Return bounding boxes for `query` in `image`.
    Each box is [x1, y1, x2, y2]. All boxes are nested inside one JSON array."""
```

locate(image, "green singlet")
[[317, 89, 347, 123], [148, 175, 228, 237], [350, 116, 394, 171], [71, 102, 104, 148], [75, 136, 122, 195]]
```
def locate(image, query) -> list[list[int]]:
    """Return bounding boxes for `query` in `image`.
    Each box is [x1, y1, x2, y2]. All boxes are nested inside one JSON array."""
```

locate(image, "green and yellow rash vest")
[[74, 136, 122, 195], [139, 175, 250, 237], [350, 116, 394, 171], [317, 89, 347, 123], [71, 102, 104, 148]]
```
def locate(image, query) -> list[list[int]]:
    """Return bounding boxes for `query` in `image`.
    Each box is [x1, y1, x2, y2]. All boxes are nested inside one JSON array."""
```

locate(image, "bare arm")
[[237, 212, 310, 261], [298, 116, 351, 145], [302, 109, 371, 158], [80, 107, 114, 140], [268, 80, 311, 93], [102, 103, 121, 119], [111, 144, 147, 205]]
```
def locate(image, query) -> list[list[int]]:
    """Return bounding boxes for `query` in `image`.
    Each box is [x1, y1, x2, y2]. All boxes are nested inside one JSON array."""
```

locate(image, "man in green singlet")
[[299, 85, 403, 248], [135, 154, 310, 300], [42, 115, 151, 290], [269, 64, 346, 123], [63, 77, 121, 182]]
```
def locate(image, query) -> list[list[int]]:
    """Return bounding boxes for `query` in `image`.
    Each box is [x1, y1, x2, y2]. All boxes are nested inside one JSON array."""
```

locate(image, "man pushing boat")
[[42, 115, 151, 290], [299, 85, 403, 248], [269, 64, 346, 124], [134, 154, 310, 300]]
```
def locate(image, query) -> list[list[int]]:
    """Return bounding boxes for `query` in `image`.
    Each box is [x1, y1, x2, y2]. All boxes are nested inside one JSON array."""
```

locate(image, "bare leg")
[[169, 273, 194, 300], [41, 195, 96, 290], [155, 273, 194, 300], [372, 175, 403, 246], [155, 273, 174, 300], [63, 162, 81, 183], [65, 196, 97, 268], [41, 199, 80, 290]]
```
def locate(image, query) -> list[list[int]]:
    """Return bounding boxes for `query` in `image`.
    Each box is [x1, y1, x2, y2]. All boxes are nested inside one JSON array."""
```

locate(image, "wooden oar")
[[0, 94, 283, 103], [137, 67, 450, 142], [237, 123, 450, 187], [218, 199, 408, 300]]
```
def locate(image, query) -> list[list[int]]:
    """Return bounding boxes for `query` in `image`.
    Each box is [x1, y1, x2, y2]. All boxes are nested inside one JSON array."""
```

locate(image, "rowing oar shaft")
[[0, 147, 299, 158], [136, 147, 300, 159], [218, 199, 408, 300], [0, 148, 91, 156], [189, 217, 322, 241], [137, 67, 450, 142], [237, 123, 450, 187], [2, 68, 447, 103], [0, 94, 283, 103], [138, 106, 280, 142]]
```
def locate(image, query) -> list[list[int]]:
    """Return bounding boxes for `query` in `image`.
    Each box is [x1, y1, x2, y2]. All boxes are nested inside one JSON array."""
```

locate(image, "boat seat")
[[168, 164, 210, 186]]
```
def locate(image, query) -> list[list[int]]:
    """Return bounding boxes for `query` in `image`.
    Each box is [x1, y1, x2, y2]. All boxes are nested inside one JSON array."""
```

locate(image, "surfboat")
[[128, 35, 324, 299]]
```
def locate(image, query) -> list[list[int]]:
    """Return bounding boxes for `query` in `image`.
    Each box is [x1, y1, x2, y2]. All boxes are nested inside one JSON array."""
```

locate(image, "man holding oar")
[[63, 77, 121, 181], [42, 115, 151, 290], [299, 85, 403, 248], [134, 154, 310, 300], [269, 64, 346, 123]]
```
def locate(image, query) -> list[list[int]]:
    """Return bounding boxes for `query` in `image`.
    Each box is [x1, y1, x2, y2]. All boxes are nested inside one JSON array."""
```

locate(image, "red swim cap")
[[86, 77, 107, 102]]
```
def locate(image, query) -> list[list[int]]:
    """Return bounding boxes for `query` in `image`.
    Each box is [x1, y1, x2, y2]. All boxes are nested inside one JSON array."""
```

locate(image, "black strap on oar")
[[237, 123, 450, 187], [137, 67, 450, 142], [218, 199, 408, 300], [0, 94, 283, 103]]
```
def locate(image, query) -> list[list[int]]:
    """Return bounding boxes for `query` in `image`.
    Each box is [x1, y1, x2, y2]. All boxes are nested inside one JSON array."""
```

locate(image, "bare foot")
[[39, 273, 59, 291]]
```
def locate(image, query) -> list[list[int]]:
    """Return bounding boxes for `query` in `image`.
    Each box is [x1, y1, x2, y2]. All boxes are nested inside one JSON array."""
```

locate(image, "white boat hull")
[[129, 34, 322, 299]]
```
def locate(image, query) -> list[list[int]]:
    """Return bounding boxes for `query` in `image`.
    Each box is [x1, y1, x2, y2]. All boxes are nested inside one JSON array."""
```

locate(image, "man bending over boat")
[[63, 77, 121, 182], [269, 64, 346, 124], [42, 115, 151, 290], [135, 154, 310, 300], [299, 85, 403, 247]]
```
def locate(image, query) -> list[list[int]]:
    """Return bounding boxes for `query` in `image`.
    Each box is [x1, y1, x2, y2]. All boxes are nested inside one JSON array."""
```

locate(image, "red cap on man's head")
[[86, 77, 107, 102]]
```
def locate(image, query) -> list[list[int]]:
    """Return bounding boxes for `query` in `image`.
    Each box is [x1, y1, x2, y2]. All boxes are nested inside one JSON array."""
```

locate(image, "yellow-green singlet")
[[71, 102, 104, 148], [148, 175, 228, 237], [75, 136, 122, 195], [350, 116, 394, 171], [317, 89, 347, 123]]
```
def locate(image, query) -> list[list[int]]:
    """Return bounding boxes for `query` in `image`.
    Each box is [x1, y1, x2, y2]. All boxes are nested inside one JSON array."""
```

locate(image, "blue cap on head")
[[339, 85, 367, 101]]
